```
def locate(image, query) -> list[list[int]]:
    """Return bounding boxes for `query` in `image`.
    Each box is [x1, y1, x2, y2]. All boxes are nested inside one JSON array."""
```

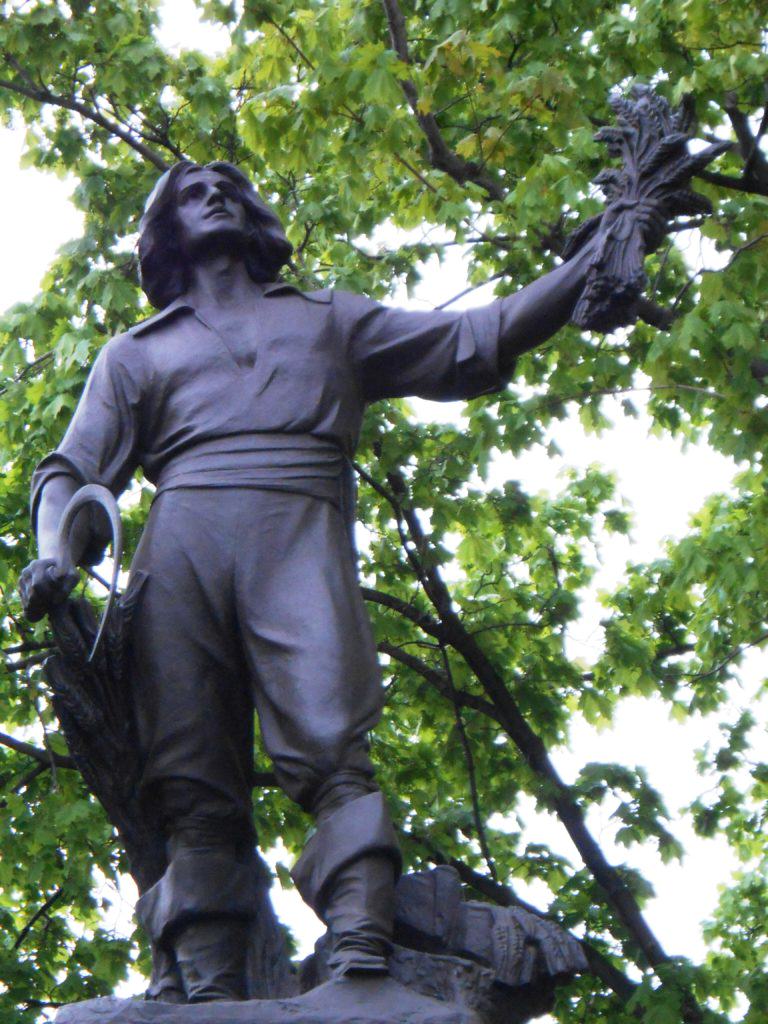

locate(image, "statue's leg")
[[235, 490, 401, 976], [129, 490, 260, 1002], [137, 779, 257, 1002]]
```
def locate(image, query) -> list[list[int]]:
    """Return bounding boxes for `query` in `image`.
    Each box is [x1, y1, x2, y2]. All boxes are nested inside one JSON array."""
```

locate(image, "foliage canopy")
[[1, 1, 768, 1021]]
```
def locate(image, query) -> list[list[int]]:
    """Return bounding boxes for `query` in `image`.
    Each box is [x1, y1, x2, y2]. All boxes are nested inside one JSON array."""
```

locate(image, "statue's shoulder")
[[94, 326, 140, 362], [261, 281, 332, 305], [85, 329, 147, 385]]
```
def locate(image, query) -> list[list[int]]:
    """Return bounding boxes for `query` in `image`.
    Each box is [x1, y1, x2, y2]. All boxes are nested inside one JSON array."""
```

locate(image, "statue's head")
[[138, 161, 293, 309]]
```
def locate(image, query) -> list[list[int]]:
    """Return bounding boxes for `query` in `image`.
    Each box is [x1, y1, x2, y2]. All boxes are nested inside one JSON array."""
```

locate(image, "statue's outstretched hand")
[[599, 199, 669, 254], [19, 559, 79, 622]]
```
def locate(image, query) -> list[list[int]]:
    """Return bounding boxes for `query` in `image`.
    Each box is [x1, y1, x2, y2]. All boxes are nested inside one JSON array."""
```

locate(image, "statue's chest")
[[205, 312, 263, 368], [143, 301, 344, 413]]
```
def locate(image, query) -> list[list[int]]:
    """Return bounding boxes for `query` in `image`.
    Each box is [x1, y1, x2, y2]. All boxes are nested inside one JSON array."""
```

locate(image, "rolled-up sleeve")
[[339, 291, 505, 403], [31, 335, 145, 560]]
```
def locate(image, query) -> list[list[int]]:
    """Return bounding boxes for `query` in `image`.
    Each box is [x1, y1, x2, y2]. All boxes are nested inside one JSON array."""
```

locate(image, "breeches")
[[128, 486, 383, 829]]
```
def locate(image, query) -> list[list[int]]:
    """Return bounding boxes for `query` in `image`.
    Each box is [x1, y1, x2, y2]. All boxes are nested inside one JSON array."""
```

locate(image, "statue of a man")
[[18, 161, 622, 1004]]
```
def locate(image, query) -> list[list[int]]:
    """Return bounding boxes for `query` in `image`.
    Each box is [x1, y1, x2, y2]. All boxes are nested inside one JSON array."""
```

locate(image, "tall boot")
[[145, 942, 187, 1003], [173, 916, 250, 1003], [293, 791, 401, 978], [322, 854, 396, 977], [136, 845, 260, 1002]]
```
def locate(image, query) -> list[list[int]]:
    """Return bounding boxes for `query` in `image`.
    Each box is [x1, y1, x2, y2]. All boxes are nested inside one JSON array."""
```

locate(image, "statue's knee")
[[271, 740, 377, 813]]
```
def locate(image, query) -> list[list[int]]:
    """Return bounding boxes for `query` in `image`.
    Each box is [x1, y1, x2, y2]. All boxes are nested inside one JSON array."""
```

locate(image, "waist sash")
[[154, 433, 348, 507]]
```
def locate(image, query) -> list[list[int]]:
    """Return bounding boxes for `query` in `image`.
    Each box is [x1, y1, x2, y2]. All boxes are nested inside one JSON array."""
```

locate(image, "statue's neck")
[[187, 254, 258, 311]]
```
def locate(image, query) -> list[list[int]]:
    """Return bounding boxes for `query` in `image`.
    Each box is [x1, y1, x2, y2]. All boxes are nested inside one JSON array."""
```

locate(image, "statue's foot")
[[145, 988, 187, 1004], [173, 917, 250, 1003], [144, 944, 187, 1004]]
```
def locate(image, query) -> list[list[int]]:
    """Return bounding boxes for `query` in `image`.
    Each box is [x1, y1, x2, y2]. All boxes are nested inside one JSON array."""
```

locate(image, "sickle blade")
[[55, 484, 123, 664]]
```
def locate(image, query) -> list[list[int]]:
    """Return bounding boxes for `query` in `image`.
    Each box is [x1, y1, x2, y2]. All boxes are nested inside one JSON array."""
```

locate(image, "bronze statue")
[[19, 92, 725, 1006]]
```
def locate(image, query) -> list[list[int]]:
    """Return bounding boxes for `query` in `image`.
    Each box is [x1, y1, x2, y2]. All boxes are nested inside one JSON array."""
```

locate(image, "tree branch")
[[723, 92, 768, 183], [0, 55, 170, 170], [441, 645, 498, 880], [686, 629, 768, 682], [380, 0, 505, 201], [361, 586, 445, 640], [13, 887, 64, 950], [697, 168, 767, 195], [0, 351, 54, 399], [377, 465, 675, 974], [2, 641, 54, 656], [694, 94, 768, 197], [378, 641, 500, 721], [672, 230, 768, 310], [12, 761, 49, 795], [0, 730, 75, 770], [3, 653, 50, 673], [435, 269, 508, 310], [266, 18, 316, 70], [539, 383, 728, 409], [581, 642, 696, 682]]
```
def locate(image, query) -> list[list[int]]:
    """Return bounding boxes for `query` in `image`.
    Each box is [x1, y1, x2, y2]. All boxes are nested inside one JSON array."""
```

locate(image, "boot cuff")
[[292, 791, 401, 914], [136, 849, 261, 946]]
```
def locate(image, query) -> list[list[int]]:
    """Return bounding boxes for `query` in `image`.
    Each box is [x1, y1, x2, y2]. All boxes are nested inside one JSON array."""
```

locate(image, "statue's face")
[[174, 166, 248, 258]]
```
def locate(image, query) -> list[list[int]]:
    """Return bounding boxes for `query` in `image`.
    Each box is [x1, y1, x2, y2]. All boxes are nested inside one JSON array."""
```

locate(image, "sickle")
[[54, 484, 123, 664]]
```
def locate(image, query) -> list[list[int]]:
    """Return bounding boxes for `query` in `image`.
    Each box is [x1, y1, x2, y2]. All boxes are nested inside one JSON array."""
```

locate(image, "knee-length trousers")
[[129, 486, 383, 834]]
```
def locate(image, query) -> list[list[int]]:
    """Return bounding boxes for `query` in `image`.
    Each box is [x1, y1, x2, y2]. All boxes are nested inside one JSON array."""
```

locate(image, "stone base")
[[56, 977, 481, 1024]]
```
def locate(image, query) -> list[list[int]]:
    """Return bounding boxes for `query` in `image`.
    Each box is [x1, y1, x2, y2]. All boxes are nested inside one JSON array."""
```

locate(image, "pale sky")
[[0, 0, 764, 1009]]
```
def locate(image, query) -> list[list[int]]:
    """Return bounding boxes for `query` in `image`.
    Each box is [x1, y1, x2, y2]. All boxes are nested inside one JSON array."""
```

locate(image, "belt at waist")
[[154, 433, 348, 505]]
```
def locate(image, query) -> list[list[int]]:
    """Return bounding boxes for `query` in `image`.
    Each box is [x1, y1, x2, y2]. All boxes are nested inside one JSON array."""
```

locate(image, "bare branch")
[[379, 641, 500, 722], [362, 587, 445, 640], [377, 465, 674, 971], [13, 887, 64, 950], [0, 730, 75, 770], [0, 55, 170, 170], [441, 645, 498, 880], [380, 0, 505, 201]]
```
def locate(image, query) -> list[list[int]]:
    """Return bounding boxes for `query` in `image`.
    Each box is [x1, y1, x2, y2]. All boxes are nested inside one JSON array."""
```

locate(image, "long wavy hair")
[[138, 161, 293, 309]]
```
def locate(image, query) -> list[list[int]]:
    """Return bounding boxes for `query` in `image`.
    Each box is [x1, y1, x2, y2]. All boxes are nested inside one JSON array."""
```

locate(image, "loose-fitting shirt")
[[31, 281, 510, 555]]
